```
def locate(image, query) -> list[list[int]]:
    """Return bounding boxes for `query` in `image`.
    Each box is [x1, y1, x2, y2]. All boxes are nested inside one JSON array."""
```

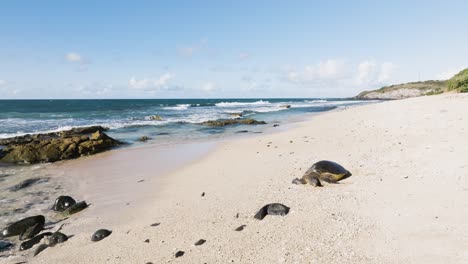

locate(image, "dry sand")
[[3, 93, 468, 264]]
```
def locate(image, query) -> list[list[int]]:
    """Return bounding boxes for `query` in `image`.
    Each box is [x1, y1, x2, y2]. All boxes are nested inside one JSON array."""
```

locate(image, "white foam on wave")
[[215, 100, 271, 107], [0, 125, 77, 139], [304, 99, 327, 103], [163, 104, 191, 111], [251, 106, 288, 113]]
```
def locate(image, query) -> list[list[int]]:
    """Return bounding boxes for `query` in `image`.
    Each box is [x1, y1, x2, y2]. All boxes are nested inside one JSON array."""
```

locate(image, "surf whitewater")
[[0, 98, 374, 144]]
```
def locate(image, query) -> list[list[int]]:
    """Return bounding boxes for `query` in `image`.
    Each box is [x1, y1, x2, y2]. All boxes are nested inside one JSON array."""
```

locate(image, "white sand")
[[4, 93, 468, 264]]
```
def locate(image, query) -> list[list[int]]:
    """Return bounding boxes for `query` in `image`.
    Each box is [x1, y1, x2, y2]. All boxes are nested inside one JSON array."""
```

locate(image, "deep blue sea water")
[[0, 98, 373, 143]]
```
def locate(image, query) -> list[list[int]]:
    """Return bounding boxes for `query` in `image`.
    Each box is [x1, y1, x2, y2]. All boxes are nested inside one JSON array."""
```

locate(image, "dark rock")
[[91, 229, 112, 242], [144, 239, 150, 243], [235, 130, 249, 133], [148, 115, 163, 121], [228, 113, 243, 118], [175, 251, 185, 258], [61, 201, 88, 216], [194, 239, 206, 246], [9, 178, 46, 192], [59, 126, 108, 136], [52, 196, 76, 212], [0, 240, 13, 251], [201, 119, 267, 127], [280, 104, 291, 108], [48, 232, 68, 246], [20, 232, 52, 251], [0, 126, 121, 164], [1, 215, 45, 240], [33, 244, 48, 256], [138, 136, 150, 142], [150, 223, 160, 227], [273, 124, 280, 127], [201, 192, 205, 197], [19, 222, 44, 241], [234, 225, 246, 231], [254, 203, 290, 220]]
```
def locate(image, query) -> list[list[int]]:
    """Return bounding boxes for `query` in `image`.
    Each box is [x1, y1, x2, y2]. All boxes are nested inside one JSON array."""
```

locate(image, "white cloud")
[[356, 61, 377, 85], [72, 82, 114, 96], [154, 73, 174, 87], [317, 60, 344, 78], [286, 59, 345, 83], [129, 73, 175, 90], [435, 66, 466, 80], [287, 71, 300, 83], [377, 62, 397, 83], [201, 82, 217, 92], [356, 61, 396, 86], [66, 52, 83, 63], [0, 80, 6, 86], [241, 76, 263, 91], [129, 77, 151, 89]]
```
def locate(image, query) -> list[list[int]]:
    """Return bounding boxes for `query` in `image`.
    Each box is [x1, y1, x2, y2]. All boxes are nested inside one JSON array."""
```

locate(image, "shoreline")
[[2, 94, 467, 263]]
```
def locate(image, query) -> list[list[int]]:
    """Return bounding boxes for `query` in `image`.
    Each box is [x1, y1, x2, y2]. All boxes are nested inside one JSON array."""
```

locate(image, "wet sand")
[[2, 93, 468, 263]]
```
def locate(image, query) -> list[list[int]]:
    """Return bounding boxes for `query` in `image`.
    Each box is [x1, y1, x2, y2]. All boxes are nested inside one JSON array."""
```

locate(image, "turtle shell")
[[311, 160, 350, 176]]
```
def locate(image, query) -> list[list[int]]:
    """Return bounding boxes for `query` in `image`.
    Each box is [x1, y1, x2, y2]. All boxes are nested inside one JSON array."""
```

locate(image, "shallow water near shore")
[[0, 140, 217, 260]]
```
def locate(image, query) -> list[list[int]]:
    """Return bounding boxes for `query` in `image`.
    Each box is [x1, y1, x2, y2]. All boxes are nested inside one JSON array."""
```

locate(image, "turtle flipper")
[[309, 177, 322, 187], [292, 178, 305, 185], [318, 172, 339, 183]]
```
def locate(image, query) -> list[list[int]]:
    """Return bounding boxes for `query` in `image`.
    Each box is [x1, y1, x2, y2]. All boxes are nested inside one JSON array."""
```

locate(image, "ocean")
[[0, 98, 374, 144]]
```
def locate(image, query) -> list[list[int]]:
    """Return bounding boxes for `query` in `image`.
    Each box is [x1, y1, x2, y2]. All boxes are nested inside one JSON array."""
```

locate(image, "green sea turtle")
[[292, 160, 352, 187]]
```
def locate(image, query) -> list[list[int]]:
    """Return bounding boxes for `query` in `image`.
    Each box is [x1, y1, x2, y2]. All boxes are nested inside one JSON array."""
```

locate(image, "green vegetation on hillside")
[[356, 80, 446, 99], [447, 69, 468, 93], [355, 68, 468, 99]]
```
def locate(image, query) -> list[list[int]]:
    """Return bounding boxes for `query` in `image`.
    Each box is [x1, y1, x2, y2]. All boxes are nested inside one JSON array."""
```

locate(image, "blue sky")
[[0, 0, 467, 99]]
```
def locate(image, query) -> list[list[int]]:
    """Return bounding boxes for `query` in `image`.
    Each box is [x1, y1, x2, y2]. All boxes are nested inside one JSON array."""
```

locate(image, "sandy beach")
[[3, 93, 468, 264]]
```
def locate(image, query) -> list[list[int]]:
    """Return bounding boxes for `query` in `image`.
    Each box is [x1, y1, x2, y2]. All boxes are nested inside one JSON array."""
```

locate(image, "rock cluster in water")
[[201, 118, 267, 127], [0, 126, 122, 164]]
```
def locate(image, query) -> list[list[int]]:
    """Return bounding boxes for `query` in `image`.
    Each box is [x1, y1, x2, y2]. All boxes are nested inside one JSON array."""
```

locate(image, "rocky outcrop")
[[355, 80, 447, 100], [0, 126, 121, 164], [356, 69, 468, 100], [228, 113, 243, 118], [148, 115, 163, 121], [201, 118, 267, 127]]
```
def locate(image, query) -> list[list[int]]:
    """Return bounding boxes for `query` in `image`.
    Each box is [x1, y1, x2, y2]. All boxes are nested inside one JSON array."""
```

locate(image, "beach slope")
[[18, 93, 468, 264]]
